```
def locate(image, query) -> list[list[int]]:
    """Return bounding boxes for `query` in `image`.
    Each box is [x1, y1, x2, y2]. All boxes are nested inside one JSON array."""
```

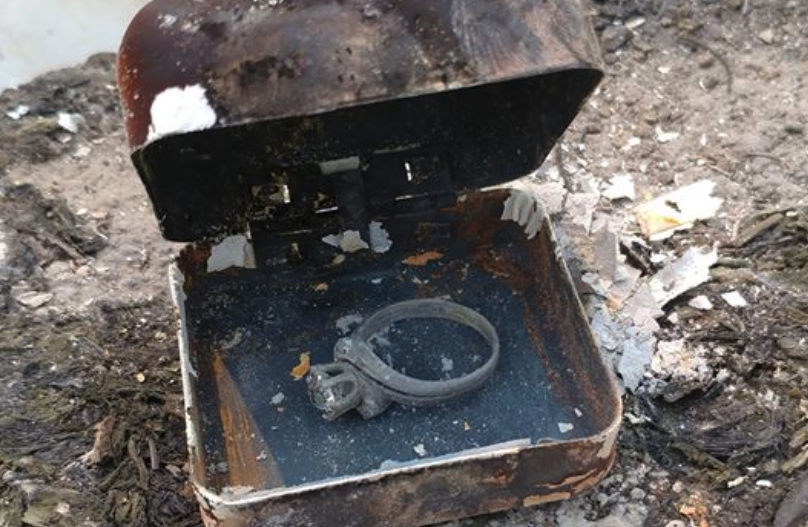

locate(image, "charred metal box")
[[119, 1, 622, 526]]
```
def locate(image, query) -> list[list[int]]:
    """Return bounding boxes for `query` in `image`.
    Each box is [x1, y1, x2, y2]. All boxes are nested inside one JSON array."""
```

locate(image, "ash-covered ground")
[[1, 1, 807, 526]]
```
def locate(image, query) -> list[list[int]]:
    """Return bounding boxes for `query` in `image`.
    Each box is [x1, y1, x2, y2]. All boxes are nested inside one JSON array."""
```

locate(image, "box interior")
[[179, 189, 617, 493]]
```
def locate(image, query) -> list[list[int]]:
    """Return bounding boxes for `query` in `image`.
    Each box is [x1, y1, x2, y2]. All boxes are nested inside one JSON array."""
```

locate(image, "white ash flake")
[[688, 295, 714, 311], [655, 126, 680, 143], [603, 174, 636, 201], [322, 230, 368, 253], [5, 104, 29, 120], [369, 221, 392, 253], [207, 235, 256, 273], [558, 422, 575, 434], [501, 189, 545, 240], [413, 444, 427, 457], [727, 476, 746, 488], [338, 230, 369, 253], [57, 112, 85, 133], [322, 223, 392, 254], [722, 291, 749, 308], [648, 247, 718, 308], [147, 85, 217, 143], [270, 392, 285, 406]]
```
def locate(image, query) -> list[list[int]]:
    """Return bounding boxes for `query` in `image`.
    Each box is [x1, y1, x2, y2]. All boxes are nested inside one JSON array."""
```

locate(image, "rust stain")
[[482, 468, 515, 487], [211, 353, 283, 490], [291, 352, 312, 380], [543, 465, 602, 491], [523, 492, 572, 507], [403, 251, 444, 266]]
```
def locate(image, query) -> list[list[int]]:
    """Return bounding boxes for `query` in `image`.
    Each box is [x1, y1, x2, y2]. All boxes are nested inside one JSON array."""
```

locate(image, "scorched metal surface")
[[118, 0, 622, 526], [119, 0, 603, 241]]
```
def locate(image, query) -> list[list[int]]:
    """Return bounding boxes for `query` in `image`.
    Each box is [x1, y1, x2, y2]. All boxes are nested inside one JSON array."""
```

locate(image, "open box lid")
[[118, 0, 603, 242]]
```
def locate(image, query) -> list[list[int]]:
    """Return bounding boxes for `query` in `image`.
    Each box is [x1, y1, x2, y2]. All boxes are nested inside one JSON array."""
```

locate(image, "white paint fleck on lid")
[[147, 84, 217, 143]]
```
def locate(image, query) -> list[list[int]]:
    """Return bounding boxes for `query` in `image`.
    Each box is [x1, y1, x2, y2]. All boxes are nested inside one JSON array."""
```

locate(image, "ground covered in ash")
[[1, 1, 807, 526]]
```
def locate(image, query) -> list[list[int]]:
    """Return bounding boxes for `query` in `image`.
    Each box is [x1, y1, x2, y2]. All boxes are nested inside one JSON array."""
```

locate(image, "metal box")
[[119, 1, 622, 525]]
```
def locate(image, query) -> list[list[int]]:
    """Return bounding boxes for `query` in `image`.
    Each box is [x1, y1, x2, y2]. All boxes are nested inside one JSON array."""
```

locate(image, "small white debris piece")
[[270, 392, 286, 406], [655, 126, 680, 144], [603, 174, 636, 201], [727, 476, 746, 489], [722, 291, 748, 308], [648, 247, 718, 308], [501, 189, 545, 239], [336, 314, 364, 335], [634, 180, 724, 241], [207, 235, 257, 273], [756, 479, 773, 488], [758, 28, 775, 44], [651, 339, 687, 376], [16, 291, 54, 309], [413, 444, 427, 457], [651, 341, 713, 400], [5, 104, 30, 120], [618, 332, 657, 391], [57, 112, 86, 134], [558, 422, 575, 434], [441, 357, 454, 373], [622, 136, 642, 151], [688, 295, 714, 311], [147, 85, 218, 142], [369, 221, 392, 254], [322, 229, 370, 253], [657, 65, 672, 75], [321, 234, 341, 248], [574, 408, 583, 418], [339, 230, 369, 253], [624, 412, 650, 425], [625, 16, 646, 29]]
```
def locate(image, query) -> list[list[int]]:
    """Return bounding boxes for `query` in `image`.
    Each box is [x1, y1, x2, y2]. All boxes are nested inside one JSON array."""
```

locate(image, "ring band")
[[307, 299, 500, 420]]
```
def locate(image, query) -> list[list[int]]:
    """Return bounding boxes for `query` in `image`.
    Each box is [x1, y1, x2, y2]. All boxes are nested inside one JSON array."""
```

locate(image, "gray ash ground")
[[1, 1, 807, 526]]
